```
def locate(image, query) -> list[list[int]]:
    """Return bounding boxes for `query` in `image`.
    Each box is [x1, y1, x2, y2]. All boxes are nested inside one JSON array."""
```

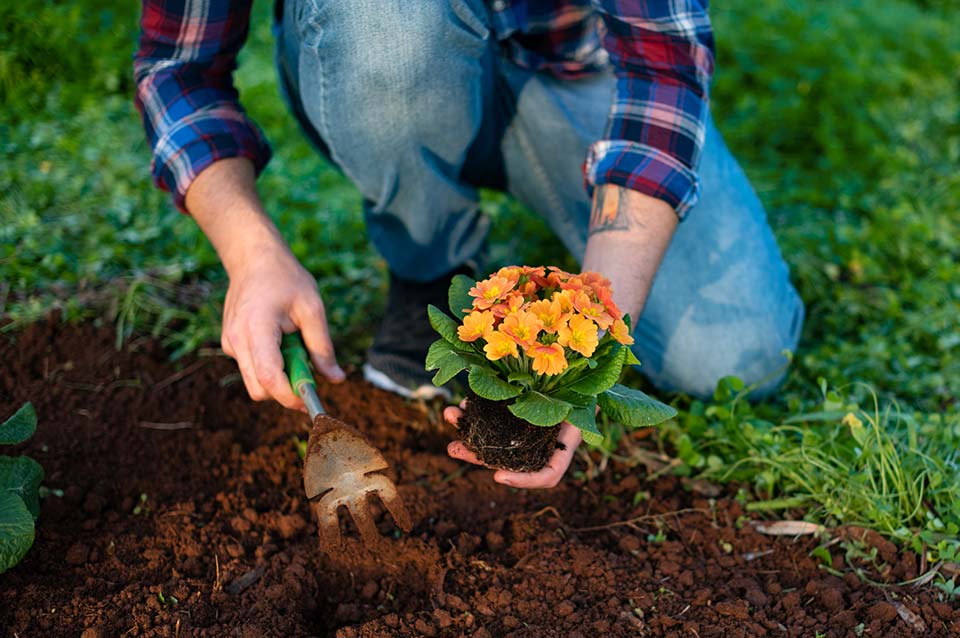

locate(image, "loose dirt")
[[1, 319, 956, 637]]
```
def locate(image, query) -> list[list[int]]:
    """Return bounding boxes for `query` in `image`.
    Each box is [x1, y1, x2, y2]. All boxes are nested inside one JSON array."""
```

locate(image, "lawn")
[[2, 0, 958, 599]]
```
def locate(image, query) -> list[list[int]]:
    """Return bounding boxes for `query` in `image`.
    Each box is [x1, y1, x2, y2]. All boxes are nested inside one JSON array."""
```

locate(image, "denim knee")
[[641, 294, 805, 401]]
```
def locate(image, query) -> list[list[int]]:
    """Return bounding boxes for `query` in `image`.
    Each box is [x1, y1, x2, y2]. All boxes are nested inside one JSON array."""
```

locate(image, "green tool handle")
[[281, 333, 325, 419]]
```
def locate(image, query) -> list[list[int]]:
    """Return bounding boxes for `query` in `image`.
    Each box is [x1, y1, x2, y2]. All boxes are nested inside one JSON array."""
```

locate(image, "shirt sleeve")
[[585, 0, 715, 218], [134, 0, 272, 212]]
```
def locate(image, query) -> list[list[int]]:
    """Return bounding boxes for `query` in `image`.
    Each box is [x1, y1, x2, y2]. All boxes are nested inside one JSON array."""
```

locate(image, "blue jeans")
[[276, 0, 805, 399]]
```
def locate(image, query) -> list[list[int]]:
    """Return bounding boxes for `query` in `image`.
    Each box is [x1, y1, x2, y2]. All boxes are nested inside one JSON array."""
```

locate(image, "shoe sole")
[[362, 363, 452, 401]]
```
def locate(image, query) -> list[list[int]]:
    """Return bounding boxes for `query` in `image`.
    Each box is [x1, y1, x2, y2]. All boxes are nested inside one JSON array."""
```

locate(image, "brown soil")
[[459, 395, 561, 472], [0, 318, 956, 638]]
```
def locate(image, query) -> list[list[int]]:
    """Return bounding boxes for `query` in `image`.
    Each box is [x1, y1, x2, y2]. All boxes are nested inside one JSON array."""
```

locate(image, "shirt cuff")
[[150, 107, 271, 213], [584, 140, 700, 219]]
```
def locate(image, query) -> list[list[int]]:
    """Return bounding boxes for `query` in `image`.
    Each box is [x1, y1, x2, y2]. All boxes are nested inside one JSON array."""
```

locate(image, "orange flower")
[[499, 310, 543, 350], [526, 298, 568, 334], [483, 330, 519, 360], [573, 290, 614, 329], [557, 314, 599, 357], [469, 276, 516, 310], [490, 292, 525, 319], [581, 271, 612, 295], [558, 275, 587, 293], [521, 265, 546, 279], [458, 310, 494, 342], [553, 289, 575, 314], [609, 318, 635, 346], [518, 280, 539, 298], [527, 342, 567, 376], [496, 266, 522, 287], [595, 282, 624, 321]]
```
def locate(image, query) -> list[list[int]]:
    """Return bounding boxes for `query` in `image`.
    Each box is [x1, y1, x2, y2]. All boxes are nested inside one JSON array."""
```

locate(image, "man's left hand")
[[444, 401, 582, 488]]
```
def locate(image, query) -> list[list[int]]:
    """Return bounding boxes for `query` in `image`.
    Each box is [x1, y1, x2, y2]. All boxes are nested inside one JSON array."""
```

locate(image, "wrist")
[[185, 157, 292, 278], [217, 210, 291, 279]]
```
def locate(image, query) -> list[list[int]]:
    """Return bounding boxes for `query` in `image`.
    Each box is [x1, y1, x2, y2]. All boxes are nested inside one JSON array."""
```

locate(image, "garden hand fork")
[[281, 334, 412, 550]]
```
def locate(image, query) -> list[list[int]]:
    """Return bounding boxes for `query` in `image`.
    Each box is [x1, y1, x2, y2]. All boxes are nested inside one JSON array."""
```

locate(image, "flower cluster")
[[457, 266, 634, 376]]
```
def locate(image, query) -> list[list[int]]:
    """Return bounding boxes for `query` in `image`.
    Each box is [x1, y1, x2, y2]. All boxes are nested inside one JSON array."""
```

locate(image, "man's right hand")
[[221, 245, 345, 410], [184, 157, 345, 411]]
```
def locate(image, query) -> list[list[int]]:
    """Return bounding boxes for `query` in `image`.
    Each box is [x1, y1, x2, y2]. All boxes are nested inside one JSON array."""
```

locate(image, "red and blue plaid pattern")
[[135, 0, 714, 216]]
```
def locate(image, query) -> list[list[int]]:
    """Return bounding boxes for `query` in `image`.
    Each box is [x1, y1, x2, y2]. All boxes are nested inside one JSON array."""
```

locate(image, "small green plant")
[[0, 403, 44, 573]]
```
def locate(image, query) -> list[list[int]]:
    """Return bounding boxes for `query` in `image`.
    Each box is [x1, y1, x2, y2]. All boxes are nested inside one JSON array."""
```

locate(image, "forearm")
[[581, 185, 678, 325], [184, 157, 289, 277]]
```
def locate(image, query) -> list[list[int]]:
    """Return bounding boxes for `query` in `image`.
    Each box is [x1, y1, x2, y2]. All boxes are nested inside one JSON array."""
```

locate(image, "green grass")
[[2, 0, 958, 590]]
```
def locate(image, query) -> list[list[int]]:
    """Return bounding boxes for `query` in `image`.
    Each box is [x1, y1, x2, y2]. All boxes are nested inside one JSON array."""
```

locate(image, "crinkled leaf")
[[506, 371, 534, 387], [468, 366, 521, 401], [428, 305, 471, 349], [562, 343, 624, 396], [508, 392, 572, 427], [598, 384, 677, 428], [0, 456, 43, 519], [551, 387, 594, 408], [0, 403, 36, 445], [0, 491, 34, 573], [448, 274, 476, 320], [425, 340, 469, 386], [567, 399, 602, 446]]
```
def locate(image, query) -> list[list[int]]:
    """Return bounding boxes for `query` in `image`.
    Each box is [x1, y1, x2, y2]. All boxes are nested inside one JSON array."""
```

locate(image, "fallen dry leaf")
[[893, 601, 927, 632], [754, 521, 825, 536]]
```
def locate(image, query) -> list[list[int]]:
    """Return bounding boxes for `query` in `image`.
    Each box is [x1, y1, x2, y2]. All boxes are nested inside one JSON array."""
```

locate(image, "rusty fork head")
[[302, 415, 412, 551]]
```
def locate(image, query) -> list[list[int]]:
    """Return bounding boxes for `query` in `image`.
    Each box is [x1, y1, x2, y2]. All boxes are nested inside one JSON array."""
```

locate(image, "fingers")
[[223, 329, 268, 401], [248, 320, 303, 410], [293, 296, 346, 383], [445, 401, 484, 465], [493, 422, 582, 489], [443, 406, 464, 427], [447, 440, 484, 466]]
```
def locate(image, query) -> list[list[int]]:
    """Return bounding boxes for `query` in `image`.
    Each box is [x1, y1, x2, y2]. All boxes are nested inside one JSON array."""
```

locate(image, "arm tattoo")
[[588, 186, 644, 236]]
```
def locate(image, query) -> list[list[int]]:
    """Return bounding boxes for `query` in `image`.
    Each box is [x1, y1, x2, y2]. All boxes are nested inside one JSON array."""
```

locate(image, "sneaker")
[[363, 267, 473, 400]]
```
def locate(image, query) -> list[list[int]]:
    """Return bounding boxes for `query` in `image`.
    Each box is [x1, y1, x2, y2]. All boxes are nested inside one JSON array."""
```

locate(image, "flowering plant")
[[425, 266, 676, 445]]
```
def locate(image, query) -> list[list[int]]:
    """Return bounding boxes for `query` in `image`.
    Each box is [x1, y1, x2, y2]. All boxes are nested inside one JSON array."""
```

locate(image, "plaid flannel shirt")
[[135, 0, 714, 216]]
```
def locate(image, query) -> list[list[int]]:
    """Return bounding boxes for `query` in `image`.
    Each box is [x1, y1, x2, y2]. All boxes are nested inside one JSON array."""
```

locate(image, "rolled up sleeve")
[[134, 0, 271, 212], [585, 0, 714, 218]]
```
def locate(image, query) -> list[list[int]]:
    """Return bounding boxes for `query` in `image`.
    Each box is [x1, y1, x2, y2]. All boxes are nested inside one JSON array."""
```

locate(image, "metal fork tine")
[[378, 490, 412, 532], [348, 500, 382, 547], [314, 501, 342, 551]]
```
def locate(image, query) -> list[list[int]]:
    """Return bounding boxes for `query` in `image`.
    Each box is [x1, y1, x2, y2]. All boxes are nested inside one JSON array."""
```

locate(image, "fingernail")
[[330, 366, 346, 382]]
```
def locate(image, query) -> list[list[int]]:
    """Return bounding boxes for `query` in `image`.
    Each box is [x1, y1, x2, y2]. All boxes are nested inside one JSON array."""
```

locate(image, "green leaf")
[[507, 371, 534, 387], [567, 399, 602, 446], [0, 456, 44, 519], [0, 491, 35, 573], [598, 384, 677, 428], [623, 347, 641, 367], [425, 340, 469, 386], [0, 403, 36, 445], [428, 305, 471, 349], [551, 387, 594, 408], [448, 274, 476, 320], [562, 344, 624, 396], [508, 392, 572, 427], [468, 366, 521, 401]]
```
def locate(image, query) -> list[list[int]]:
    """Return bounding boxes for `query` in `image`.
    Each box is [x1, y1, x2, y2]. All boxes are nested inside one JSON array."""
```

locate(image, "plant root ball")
[[458, 395, 563, 472]]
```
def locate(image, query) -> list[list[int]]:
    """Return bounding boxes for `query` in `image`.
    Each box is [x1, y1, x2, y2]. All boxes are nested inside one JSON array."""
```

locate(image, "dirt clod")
[[0, 319, 956, 638]]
